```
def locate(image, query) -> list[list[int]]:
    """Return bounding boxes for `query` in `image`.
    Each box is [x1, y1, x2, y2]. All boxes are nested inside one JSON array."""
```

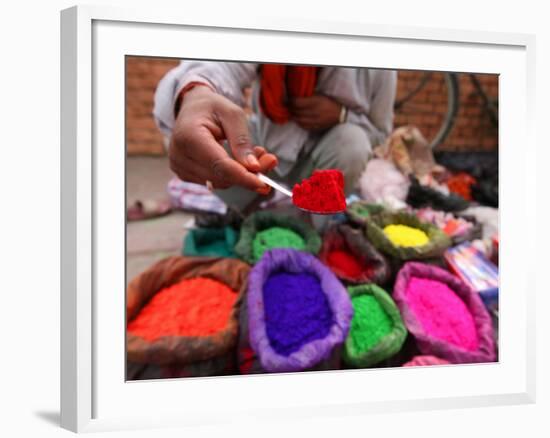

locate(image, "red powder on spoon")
[[127, 277, 238, 341], [292, 169, 346, 214]]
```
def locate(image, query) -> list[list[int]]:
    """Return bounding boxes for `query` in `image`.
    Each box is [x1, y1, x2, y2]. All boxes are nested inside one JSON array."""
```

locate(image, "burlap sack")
[[127, 256, 250, 367], [246, 248, 352, 373], [365, 210, 452, 260], [345, 201, 385, 227], [237, 296, 342, 374], [318, 224, 390, 285], [234, 211, 321, 264], [342, 284, 407, 367], [393, 262, 496, 364]]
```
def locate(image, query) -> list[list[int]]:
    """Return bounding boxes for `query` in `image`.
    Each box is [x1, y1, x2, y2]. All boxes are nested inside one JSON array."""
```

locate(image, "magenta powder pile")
[[263, 272, 333, 356], [406, 277, 479, 351]]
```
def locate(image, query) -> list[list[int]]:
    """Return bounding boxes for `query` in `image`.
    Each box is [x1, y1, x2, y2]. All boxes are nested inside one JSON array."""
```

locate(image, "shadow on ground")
[[34, 410, 60, 427]]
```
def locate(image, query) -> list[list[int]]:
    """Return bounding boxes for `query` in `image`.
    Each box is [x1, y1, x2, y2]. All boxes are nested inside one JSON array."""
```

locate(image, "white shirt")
[[154, 61, 397, 176]]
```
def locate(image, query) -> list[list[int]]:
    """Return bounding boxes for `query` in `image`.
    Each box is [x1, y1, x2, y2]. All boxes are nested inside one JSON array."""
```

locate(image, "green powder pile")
[[252, 227, 306, 262], [349, 295, 393, 353]]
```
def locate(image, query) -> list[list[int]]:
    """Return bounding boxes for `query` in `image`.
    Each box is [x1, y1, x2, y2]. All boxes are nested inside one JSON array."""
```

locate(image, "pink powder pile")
[[406, 277, 479, 351]]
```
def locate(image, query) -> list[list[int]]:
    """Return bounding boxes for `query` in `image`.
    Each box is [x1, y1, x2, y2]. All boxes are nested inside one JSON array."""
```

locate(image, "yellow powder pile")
[[383, 224, 429, 247]]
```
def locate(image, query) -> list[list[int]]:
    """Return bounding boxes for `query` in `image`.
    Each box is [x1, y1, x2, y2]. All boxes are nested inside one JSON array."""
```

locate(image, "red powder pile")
[[127, 277, 237, 341], [326, 249, 364, 278], [406, 277, 479, 351], [292, 169, 346, 214]]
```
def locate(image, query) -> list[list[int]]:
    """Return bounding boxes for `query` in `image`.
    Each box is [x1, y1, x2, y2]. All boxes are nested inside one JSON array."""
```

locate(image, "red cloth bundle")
[[259, 65, 319, 124]]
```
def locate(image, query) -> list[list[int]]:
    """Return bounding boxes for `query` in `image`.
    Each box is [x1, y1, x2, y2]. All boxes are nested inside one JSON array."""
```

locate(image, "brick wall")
[[126, 57, 179, 155], [126, 57, 498, 155], [394, 71, 498, 151]]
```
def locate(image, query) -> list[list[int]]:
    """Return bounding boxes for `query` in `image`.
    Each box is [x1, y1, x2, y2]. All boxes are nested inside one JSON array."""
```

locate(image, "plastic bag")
[[393, 262, 496, 364], [406, 176, 469, 212], [126, 256, 250, 373], [374, 125, 446, 179], [342, 284, 407, 367], [434, 151, 498, 207], [247, 248, 353, 372], [167, 176, 228, 214], [413, 207, 482, 245], [182, 226, 238, 258], [194, 208, 244, 229], [461, 206, 499, 239], [472, 177, 498, 207], [318, 224, 390, 285], [365, 211, 452, 260], [357, 158, 410, 209]]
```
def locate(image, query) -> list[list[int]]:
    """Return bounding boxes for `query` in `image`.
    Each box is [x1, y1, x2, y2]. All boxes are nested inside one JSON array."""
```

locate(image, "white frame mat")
[[60, 5, 536, 433]]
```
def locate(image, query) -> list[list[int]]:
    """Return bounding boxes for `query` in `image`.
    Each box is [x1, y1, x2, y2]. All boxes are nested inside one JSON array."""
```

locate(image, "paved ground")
[[126, 156, 193, 284]]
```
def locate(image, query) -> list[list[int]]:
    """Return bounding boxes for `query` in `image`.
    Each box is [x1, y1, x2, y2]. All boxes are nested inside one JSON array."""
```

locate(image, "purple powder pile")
[[263, 272, 333, 356]]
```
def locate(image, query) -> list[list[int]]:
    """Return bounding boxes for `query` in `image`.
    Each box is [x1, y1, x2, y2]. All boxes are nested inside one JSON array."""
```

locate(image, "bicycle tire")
[[430, 73, 459, 149], [394, 72, 460, 149]]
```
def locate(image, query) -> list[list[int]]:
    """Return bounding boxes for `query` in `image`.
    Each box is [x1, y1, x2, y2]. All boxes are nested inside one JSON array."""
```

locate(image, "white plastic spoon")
[[257, 173, 292, 198]]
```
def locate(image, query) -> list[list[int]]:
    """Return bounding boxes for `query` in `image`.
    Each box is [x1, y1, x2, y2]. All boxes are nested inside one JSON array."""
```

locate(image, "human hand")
[[169, 86, 278, 194], [289, 95, 342, 131]]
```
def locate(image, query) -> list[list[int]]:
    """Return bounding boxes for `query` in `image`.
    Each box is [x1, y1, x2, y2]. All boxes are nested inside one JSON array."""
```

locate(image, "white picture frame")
[[60, 4, 536, 433]]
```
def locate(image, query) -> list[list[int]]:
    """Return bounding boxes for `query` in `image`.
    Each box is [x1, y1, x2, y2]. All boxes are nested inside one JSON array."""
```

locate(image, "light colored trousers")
[[215, 122, 373, 212]]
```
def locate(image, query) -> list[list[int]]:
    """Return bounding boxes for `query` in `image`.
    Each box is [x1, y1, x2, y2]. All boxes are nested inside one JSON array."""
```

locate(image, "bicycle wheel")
[[394, 71, 459, 149]]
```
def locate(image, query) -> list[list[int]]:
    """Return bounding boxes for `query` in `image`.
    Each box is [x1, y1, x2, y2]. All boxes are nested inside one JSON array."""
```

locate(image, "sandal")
[[127, 199, 172, 221]]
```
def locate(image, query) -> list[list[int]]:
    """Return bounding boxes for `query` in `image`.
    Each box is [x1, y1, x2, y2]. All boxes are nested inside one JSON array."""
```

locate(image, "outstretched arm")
[[153, 61, 277, 192]]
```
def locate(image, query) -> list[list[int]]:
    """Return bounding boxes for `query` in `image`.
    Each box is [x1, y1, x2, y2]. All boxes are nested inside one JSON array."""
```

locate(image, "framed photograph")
[[61, 5, 536, 433]]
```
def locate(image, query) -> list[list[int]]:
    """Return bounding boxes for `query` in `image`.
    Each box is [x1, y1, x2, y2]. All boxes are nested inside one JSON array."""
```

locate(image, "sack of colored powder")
[[127, 354, 237, 380], [392, 261, 496, 364], [182, 226, 238, 258], [365, 210, 451, 260], [247, 248, 353, 373], [402, 355, 450, 367], [345, 201, 385, 227], [237, 293, 341, 374], [234, 211, 321, 264], [343, 284, 407, 367], [406, 175, 469, 212], [319, 224, 390, 285], [126, 256, 250, 377]]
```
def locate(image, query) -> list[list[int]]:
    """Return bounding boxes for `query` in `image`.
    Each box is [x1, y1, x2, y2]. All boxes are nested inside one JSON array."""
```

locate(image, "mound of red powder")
[[292, 169, 346, 214], [326, 249, 364, 278], [127, 277, 237, 341]]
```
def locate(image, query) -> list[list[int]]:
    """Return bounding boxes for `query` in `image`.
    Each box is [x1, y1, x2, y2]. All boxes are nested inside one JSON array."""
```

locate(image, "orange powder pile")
[[127, 277, 238, 341]]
